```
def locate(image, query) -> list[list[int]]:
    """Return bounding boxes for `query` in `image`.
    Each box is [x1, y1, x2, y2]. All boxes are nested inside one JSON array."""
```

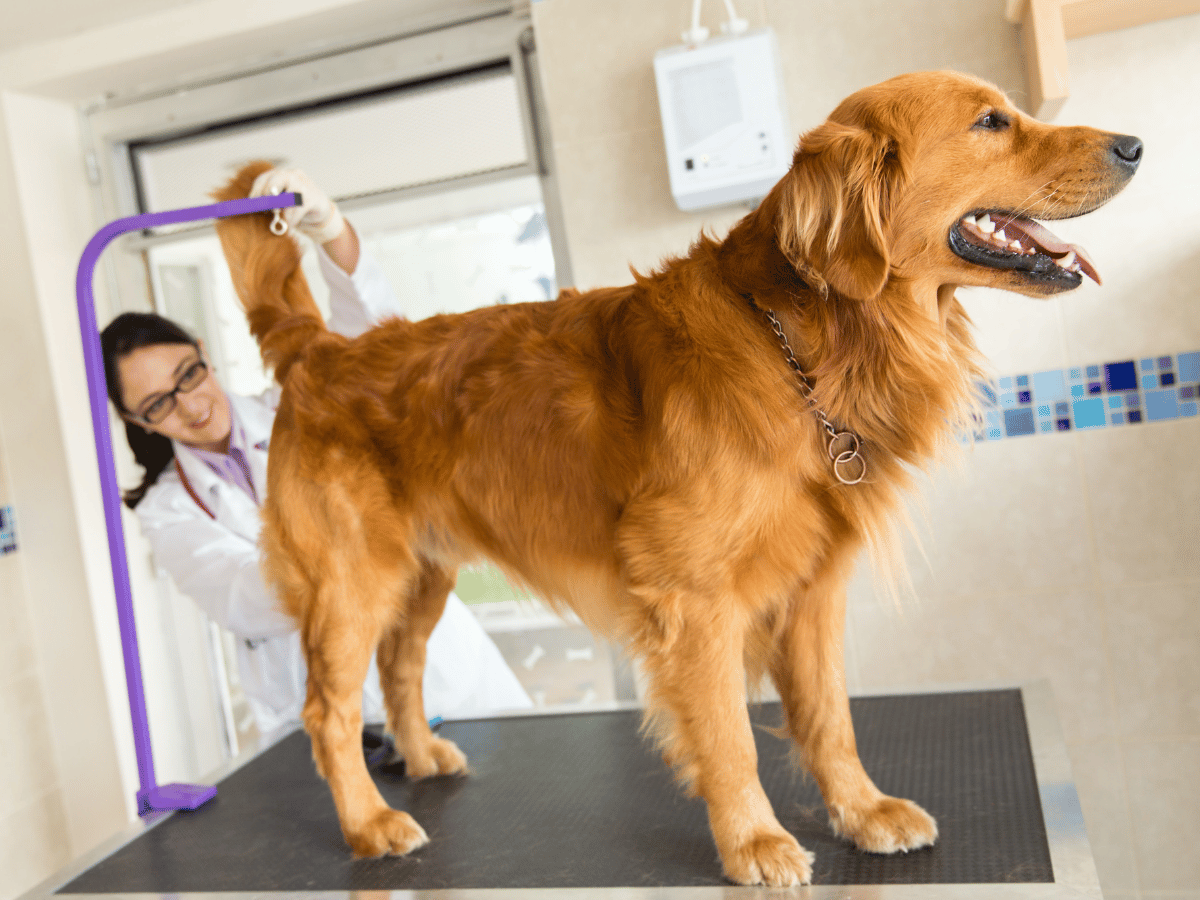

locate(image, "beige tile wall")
[[531, 2, 1200, 897], [0, 475, 71, 898]]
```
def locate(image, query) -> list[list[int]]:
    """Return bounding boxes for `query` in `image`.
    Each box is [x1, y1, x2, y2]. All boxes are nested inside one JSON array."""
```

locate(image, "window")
[[84, 9, 573, 765]]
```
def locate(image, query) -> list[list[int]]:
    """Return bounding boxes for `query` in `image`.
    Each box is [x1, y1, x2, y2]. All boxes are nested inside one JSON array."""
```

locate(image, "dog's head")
[[774, 71, 1141, 300]]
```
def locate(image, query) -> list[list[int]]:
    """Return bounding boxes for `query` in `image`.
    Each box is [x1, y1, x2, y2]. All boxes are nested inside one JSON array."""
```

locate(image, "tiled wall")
[[978, 351, 1200, 440]]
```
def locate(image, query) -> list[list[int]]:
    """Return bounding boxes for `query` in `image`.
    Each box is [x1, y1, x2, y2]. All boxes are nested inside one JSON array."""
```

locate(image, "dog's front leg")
[[302, 605, 429, 857], [638, 595, 814, 887], [768, 577, 938, 855], [376, 562, 468, 779]]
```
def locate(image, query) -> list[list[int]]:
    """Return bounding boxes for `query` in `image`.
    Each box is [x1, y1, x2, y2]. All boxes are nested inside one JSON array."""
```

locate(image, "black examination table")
[[38, 684, 1100, 898]]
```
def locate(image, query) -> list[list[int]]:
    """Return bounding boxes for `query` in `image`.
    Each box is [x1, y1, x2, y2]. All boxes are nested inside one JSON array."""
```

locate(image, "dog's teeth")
[[977, 214, 995, 234], [992, 228, 1007, 243], [1056, 250, 1077, 269], [1009, 239, 1023, 251], [963, 214, 978, 227]]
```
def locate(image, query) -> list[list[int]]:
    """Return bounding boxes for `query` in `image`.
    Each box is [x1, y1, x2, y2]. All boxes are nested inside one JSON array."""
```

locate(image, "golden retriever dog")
[[213, 71, 1139, 886]]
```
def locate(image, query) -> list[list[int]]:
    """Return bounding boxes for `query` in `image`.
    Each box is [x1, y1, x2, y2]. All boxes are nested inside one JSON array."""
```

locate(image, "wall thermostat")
[[653, 27, 791, 212]]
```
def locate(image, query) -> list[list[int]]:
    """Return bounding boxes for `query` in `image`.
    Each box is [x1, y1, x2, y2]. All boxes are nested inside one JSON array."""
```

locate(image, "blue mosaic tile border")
[[975, 351, 1200, 441], [0, 505, 15, 554]]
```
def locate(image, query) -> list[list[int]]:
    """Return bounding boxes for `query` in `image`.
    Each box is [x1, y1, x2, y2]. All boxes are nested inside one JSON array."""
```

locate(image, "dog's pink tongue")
[[997, 216, 1101, 284]]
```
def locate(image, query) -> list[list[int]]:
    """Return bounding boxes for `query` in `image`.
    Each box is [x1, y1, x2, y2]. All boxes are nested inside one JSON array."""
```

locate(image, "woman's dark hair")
[[100, 312, 200, 509]]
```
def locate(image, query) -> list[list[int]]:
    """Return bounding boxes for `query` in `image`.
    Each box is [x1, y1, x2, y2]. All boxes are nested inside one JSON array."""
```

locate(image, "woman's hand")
[[250, 167, 345, 244], [250, 166, 358, 273]]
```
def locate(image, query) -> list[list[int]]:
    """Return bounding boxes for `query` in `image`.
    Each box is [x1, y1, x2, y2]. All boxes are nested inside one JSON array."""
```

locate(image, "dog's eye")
[[974, 111, 1010, 131]]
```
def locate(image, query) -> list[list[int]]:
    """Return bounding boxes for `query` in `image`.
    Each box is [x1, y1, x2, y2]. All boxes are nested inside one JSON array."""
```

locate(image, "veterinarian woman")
[[101, 168, 531, 739]]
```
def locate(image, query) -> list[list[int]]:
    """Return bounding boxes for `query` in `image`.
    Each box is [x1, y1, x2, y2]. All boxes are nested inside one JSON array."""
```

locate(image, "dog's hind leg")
[[767, 574, 938, 855], [375, 560, 468, 779], [300, 569, 430, 857], [636, 593, 815, 887]]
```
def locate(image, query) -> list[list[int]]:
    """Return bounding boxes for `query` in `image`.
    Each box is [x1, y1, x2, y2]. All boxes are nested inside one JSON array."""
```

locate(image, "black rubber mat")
[[61, 690, 1052, 891]]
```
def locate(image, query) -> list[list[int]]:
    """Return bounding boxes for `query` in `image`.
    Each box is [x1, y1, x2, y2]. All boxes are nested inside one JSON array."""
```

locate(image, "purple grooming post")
[[75, 192, 301, 816]]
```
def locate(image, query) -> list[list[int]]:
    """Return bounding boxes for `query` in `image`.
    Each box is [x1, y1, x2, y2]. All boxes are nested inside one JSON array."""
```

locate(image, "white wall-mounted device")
[[653, 27, 791, 212]]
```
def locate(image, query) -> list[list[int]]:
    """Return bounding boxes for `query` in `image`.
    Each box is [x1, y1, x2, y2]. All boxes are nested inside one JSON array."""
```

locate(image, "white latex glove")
[[249, 167, 345, 244]]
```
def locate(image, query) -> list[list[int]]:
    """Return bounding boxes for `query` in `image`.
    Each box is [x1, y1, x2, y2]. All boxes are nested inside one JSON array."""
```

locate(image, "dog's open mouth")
[[949, 212, 1100, 287]]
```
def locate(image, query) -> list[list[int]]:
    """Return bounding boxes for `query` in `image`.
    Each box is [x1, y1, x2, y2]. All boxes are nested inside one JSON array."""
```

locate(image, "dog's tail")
[[211, 161, 327, 384]]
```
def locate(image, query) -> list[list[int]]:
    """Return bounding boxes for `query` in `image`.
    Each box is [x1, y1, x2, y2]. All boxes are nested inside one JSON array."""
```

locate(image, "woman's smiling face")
[[117, 341, 232, 453]]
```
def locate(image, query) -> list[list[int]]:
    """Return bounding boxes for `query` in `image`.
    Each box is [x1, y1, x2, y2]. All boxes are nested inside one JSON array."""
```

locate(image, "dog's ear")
[[777, 121, 906, 300]]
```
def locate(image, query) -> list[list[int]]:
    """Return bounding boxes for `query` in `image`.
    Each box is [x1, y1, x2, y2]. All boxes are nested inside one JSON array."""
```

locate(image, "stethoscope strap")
[[175, 458, 216, 520]]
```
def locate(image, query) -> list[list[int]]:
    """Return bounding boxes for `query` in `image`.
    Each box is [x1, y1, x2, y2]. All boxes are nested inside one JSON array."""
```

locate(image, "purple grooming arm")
[[75, 192, 301, 816]]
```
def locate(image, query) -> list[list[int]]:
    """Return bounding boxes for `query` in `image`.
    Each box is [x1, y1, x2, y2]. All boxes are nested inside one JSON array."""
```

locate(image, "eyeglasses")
[[129, 358, 210, 425]]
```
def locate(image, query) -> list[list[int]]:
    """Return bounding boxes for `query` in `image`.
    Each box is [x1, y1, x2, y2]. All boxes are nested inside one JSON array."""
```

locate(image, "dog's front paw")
[[403, 735, 468, 780], [346, 807, 429, 857], [832, 795, 938, 854], [721, 829, 814, 887]]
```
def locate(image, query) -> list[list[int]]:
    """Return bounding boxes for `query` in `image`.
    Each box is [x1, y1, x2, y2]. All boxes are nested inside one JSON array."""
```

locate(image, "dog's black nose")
[[1111, 135, 1143, 171]]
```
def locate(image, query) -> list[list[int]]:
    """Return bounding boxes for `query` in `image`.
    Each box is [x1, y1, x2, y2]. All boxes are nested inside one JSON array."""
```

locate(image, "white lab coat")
[[134, 245, 531, 736]]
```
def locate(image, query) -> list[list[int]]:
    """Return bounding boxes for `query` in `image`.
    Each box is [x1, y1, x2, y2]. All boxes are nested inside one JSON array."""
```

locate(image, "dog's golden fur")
[[213, 71, 1138, 886]]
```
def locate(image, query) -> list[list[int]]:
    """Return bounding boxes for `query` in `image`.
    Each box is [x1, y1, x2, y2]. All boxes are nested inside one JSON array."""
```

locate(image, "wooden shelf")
[[1007, 0, 1200, 118]]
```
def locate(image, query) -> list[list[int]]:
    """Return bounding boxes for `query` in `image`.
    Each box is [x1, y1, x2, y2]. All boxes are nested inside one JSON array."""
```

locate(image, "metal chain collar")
[[746, 297, 867, 485]]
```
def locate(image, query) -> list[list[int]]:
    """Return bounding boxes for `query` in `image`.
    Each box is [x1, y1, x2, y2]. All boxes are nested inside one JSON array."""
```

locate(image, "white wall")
[[0, 420, 75, 897], [0, 90, 130, 897]]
